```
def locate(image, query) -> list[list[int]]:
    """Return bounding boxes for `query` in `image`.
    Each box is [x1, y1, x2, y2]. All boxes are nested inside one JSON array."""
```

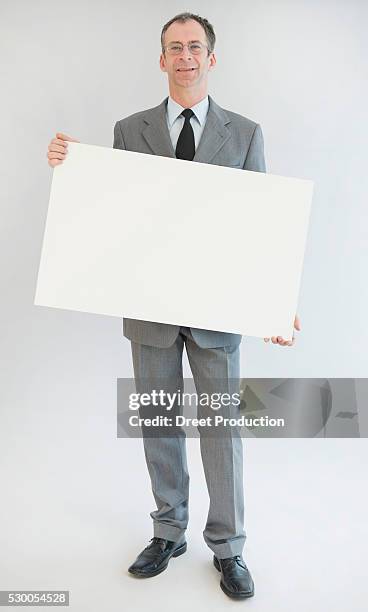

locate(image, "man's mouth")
[[176, 67, 197, 72]]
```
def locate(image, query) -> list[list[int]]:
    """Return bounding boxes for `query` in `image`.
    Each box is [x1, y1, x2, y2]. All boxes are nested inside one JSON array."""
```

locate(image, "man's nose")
[[180, 44, 192, 59]]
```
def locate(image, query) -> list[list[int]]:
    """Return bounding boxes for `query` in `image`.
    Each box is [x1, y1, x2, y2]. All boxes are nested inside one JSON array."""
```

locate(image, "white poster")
[[35, 142, 313, 340]]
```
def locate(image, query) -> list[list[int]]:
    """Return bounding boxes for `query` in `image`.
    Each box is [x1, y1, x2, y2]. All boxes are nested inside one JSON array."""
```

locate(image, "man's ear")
[[159, 53, 167, 73], [208, 52, 217, 71]]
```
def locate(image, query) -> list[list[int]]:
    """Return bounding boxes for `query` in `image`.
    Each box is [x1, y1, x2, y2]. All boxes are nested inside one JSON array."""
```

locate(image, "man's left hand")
[[263, 314, 301, 347]]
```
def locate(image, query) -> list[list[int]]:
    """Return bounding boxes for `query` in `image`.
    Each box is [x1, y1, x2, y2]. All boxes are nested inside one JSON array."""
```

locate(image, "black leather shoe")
[[213, 554, 254, 599], [128, 537, 187, 578]]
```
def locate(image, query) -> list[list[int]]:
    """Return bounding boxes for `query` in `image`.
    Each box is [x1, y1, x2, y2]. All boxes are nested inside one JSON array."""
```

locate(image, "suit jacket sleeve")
[[243, 123, 266, 172], [113, 121, 126, 150]]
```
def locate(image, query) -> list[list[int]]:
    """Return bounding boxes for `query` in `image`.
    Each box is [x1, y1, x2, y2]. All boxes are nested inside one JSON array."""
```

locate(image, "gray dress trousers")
[[130, 326, 246, 559]]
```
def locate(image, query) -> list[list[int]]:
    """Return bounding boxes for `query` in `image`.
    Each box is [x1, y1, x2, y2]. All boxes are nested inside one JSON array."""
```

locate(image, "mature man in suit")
[[47, 11, 300, 600]]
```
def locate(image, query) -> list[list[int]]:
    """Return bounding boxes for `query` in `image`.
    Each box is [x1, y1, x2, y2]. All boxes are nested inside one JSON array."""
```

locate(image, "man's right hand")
[[47, 132, 80, 167]]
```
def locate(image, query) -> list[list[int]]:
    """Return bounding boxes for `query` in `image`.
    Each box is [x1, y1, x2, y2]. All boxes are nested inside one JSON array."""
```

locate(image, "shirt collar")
[[166, 95, 209, 129]]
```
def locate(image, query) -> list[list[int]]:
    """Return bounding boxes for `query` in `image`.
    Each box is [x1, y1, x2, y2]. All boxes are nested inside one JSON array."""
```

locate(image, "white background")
[[1, 0, 367, 376], [1, 1, 367, 610]]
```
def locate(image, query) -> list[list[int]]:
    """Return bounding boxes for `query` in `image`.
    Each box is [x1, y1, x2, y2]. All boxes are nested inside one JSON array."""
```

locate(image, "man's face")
[[160, 19, 216, 90]]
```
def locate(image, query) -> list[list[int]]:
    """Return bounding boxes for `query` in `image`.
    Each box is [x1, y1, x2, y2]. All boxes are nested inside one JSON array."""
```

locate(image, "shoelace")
[[221, 555, 247, 571], [146, 537, 166, 549], [140, 537, 167, 558]]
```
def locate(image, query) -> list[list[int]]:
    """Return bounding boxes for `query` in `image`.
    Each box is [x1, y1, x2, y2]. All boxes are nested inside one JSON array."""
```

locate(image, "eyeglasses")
[[164, 41, 209, 55]]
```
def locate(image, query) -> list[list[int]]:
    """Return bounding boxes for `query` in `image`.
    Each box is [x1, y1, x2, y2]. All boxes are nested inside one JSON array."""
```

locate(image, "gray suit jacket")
[[113, 95, 266, 349]]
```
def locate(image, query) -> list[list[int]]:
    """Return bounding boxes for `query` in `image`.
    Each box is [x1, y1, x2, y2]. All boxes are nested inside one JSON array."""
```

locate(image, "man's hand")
[[47, 132, 80, 168], [264, 314, 301, 347]]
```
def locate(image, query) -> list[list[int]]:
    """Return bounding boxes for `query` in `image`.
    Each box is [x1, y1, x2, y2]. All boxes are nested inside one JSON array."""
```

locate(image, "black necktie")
[[175, 108, 195, 161]]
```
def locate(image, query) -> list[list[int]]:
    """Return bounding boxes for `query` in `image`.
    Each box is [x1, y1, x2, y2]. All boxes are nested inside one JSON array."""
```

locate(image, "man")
[[47, 12, 301, 600]]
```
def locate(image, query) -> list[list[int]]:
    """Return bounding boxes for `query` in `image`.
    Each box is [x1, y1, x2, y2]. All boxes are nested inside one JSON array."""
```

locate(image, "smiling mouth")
[[176, 67, 197, 72]]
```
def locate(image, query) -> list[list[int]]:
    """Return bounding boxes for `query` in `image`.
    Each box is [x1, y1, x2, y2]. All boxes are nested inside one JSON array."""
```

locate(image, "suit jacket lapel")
[[193, 95, 232, 163], [141, 94, 232, 163], [141, 98, 175, 158]]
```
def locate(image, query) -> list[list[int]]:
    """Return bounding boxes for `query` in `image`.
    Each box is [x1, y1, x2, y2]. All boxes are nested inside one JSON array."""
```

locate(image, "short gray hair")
[[161, 12, 216, 55]]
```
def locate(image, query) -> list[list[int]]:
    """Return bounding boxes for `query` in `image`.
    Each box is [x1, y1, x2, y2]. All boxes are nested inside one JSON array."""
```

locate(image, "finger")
[[47, 151, 66, 161], [277, 335, 293, 346], [51, 138, 69, 146], [271, 337, 277, 344], [48, 159, 62, 167], [48, 143, 67, 154], [56, 132, 80, 143]]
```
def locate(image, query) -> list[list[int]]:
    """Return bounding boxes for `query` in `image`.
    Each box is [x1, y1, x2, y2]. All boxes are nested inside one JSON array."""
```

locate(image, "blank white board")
[[35, 142, 313, 340]]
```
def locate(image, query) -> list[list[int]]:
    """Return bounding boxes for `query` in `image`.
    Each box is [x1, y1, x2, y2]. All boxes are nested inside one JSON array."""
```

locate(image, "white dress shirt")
[[166, 95, 209, 153]]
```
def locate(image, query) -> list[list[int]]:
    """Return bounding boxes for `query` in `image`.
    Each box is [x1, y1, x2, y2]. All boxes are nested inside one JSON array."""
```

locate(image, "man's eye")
[[190, 44, 201, 50], [170, 45, 182, 52]]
